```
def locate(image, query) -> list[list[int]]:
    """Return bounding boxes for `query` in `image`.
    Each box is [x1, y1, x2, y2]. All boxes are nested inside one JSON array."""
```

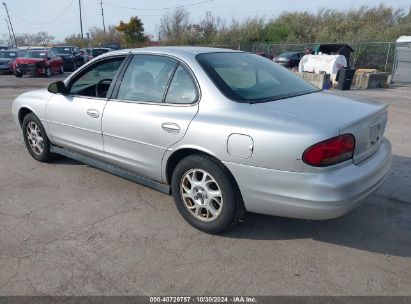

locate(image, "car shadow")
[[222, 154, 411, 258], [51, 156, 82, 166]]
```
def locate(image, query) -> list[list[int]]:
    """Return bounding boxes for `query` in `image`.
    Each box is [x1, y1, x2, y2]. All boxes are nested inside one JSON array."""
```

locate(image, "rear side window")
[[117, 55, 177, 103], [165, 65, 197, 104], [197, 52, 318, 103]]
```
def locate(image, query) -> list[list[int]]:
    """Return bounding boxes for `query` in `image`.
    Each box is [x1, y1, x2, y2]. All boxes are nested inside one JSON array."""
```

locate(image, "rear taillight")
[[302, 134, 355, 167]]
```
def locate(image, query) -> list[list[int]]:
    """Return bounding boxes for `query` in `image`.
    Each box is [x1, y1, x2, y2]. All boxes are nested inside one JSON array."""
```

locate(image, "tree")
[[13, 32, 55, 46], [158, 7, 190, 44], [116, 16, 147, 46]]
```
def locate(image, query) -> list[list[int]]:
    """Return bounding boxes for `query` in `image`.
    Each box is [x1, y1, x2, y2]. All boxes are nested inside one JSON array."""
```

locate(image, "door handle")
[[87, 109, 100, 118], [162, 122, 180, 133]]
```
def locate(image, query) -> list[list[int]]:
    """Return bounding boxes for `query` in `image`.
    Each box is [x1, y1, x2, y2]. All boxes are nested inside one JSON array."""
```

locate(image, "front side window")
[[197, 52, 318, 103], [117, 55, 177, 103], [69, 56, 125, 97], [165, 65, 197, 104]]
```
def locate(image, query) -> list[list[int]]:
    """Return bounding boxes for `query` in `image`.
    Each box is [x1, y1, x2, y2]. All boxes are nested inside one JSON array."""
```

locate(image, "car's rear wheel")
[[22, 113, 55, 162], [171, 155, 245, 234], [59, 65, 64, 74], [15, 71, 22, 78]]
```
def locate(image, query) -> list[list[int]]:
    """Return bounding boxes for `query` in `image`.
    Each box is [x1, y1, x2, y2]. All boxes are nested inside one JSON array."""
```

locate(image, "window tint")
[[117, 55, 177, 103], [165, 65, 197, 104], [197, 52, 318, 103], [69, 57, 125, 97]]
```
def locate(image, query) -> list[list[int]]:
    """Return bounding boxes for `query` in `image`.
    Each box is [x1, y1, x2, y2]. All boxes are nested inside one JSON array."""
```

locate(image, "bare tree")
[[158, 7, 190, 44]]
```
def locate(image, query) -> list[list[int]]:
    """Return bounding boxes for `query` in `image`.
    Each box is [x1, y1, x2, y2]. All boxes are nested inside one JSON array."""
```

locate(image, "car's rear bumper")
[[223, 139, 392, 220]]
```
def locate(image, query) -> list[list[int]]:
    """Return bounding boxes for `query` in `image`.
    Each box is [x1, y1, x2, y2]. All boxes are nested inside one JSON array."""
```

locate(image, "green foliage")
[[116, 16, 147, 46], [158, 5, 411, 45]]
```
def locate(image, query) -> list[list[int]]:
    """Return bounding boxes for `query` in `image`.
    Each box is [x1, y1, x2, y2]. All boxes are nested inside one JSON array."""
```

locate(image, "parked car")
[[13, 49, 63, 77], [85, 47, 112, 60], [255, 52, 273, 60], [274, 52, 305, 68], [12, 47, 391, 233], [51, 46, 85, 71], [0, 49, 24, 74]]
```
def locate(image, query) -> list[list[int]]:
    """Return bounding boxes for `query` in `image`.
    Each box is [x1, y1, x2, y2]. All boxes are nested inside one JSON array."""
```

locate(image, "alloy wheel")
[[26, 121, 44, 155], [180, 169, 223, 222]]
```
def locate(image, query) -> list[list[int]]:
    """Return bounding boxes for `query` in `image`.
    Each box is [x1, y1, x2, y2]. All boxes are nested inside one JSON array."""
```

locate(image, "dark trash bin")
[[336, 68, 356, 90]]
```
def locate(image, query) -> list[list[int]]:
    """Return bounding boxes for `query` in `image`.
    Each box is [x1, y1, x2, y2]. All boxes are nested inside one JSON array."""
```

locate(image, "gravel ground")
[[0, 74, 410, 296]]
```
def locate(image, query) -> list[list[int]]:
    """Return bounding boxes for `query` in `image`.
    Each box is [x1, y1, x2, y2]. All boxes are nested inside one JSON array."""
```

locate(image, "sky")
[[1, 0, 410, 42]]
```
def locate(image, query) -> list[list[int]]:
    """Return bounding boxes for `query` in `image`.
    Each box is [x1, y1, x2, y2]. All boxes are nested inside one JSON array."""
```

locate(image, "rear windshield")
[[196, 52, 318, 103], [23, 51, 47, 58]]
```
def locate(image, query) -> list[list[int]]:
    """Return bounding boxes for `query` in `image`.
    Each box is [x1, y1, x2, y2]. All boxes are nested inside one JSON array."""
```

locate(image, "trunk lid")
[[252, 92, 387, 164]]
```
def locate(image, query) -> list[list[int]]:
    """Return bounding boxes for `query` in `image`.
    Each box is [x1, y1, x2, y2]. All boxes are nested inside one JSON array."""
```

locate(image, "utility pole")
[[2, 2, 17, 47], [99, 0, 106, 34], [4, 18, 12, 46], [78, 0, 84, 40]]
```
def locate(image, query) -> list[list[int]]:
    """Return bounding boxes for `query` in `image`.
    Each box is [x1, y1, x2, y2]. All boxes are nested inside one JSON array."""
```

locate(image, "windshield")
[[53, 47, 73, 54], [0, 51, 18, 58], [196, 52, 318, 103], [23, 51, 47, 58]]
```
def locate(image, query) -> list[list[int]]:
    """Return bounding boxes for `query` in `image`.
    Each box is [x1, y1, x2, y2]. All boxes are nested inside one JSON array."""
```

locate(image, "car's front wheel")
[[59, 65, 64, 74], [171, 155, 245, 234], [22, 113, 55, 162]]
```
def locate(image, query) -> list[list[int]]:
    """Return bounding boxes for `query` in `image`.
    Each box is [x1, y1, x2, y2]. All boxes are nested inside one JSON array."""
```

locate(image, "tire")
[[171, 154, 245, 234], [72, 61, 77, 71], [22, 113, 55, 163], [15, 71, 22, 78], [59, 65, 64, 74], [45, 67, 51, 77]]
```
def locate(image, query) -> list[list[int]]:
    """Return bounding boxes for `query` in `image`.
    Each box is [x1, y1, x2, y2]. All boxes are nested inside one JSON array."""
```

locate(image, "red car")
[[13, 49, 64, 77]]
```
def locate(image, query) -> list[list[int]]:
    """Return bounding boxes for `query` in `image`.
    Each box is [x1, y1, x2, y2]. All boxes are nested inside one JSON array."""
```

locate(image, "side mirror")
[[48, 81, 67, 94]]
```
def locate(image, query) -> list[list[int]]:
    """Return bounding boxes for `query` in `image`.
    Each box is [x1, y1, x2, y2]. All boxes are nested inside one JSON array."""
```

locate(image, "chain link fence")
[[209, 42, 396, 73]]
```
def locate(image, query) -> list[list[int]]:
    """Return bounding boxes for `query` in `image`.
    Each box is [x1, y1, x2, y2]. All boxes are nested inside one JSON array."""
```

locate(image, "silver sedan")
[[12, 47, 392, 233]]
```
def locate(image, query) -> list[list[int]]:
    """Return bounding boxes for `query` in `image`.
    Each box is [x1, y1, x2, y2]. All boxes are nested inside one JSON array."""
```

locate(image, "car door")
[[102, 54, 199, 182], [46, 55, 127, 155]]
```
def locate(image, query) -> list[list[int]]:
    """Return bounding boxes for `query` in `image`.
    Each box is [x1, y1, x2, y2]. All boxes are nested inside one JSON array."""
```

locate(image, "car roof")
[[106, 46, 242, 60]]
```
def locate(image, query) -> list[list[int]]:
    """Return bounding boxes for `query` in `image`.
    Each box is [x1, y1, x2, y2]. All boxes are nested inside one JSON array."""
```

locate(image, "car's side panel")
[[102, 101, 198, 182]]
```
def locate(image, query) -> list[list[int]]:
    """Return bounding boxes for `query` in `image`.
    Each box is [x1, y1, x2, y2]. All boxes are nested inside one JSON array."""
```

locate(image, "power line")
[[8, 0, 75, 26], [104, 0, 214, 11]]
